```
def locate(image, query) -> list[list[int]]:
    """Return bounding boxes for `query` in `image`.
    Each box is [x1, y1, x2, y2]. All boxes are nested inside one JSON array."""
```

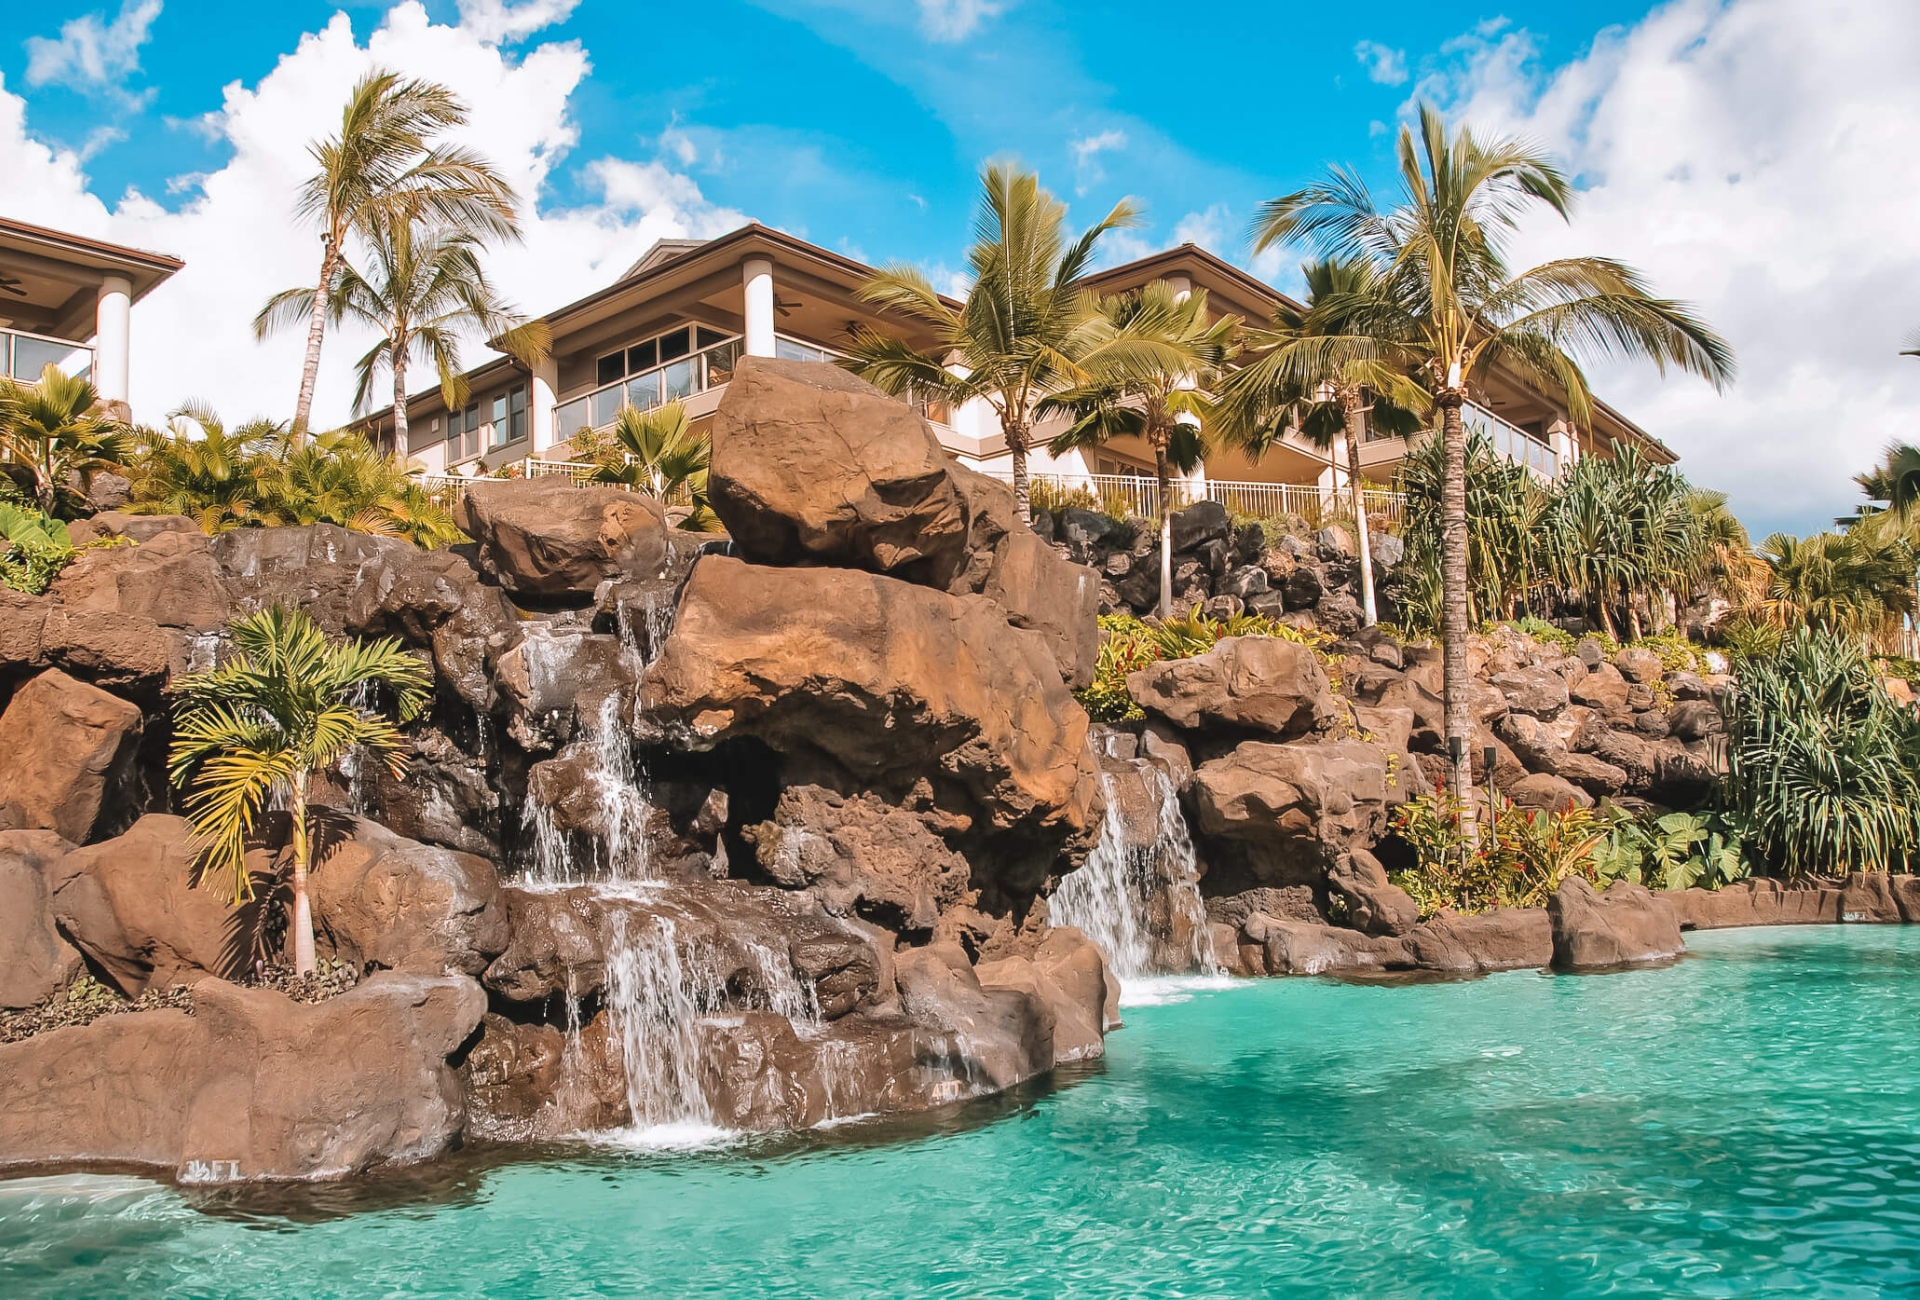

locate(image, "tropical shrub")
[[1388, 787, 1610, 917], [0, 501, 76, 594], [1074, 609, 1329, 723], [1591, 807, 1749, 891], [573, 400, 721, 531], [1723, 626, 1920, 876], [170, 605, 432, 972], [0, 365, 132, 517]]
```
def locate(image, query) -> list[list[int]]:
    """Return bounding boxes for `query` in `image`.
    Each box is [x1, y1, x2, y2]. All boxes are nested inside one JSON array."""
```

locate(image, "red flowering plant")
[[1388, 783, 1607, 918]]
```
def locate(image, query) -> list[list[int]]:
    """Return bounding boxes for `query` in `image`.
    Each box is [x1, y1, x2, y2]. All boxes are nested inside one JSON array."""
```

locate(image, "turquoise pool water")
[[6, 926, 1920, 1298]]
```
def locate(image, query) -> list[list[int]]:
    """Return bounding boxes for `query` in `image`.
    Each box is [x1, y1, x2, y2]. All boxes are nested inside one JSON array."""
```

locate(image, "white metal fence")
[[1003, 471, 1408, 531]]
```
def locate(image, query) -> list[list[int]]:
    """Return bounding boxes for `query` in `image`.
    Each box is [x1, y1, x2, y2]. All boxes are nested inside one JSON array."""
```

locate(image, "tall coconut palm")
[[1215, 258, 1429, 625], [843, 165, 1140, 522], [170, 605, 430, 973], [260, 69, 521, 441], [260, 212, 548, 452], [0, 365, 130, 516], [1252, 105, 1735, 845], [1039, 281, 1240, 615]]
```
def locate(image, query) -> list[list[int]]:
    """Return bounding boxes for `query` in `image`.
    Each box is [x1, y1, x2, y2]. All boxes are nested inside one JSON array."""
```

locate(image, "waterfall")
[[603, 912, 720, 1136], [524, 693, 655, 887], [1053, 762, 1217, 980]]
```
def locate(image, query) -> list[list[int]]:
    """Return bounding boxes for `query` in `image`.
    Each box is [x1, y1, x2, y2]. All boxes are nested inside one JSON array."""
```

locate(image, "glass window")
[[457, 404, 480, 460], [597, 351, 626, 386], [775, 337, 827, 363], [12, 335, 86, 381], [658, 327, 691, 361], [627, 370, 662, 412], [489, 394, 509, 448], [508, 386, 528, 444], [695, 326, 729, 350], [662, 358, 696, 403], [704, 339, 738, 387], [555, 396, 589, 439], [590, 385, 625, 429], [627, 338, 657, 373]]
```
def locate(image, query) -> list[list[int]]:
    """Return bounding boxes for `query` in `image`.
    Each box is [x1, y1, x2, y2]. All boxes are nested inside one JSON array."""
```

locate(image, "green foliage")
[[1388, 788, 1610, 917], [1394, 431, 1549, 633], [0, 364, 132, 517], [170, 605, 432, 907], [1591, 808, 1750, 891], [0, 501, 76, 594], [1724, 626, 1920, 876], [576, 400, 720, 531], [1074, 609, 1329, 724], [126, 411, 464, 548]]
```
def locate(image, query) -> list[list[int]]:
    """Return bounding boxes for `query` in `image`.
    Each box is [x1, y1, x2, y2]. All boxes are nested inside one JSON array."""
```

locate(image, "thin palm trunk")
[[291, 238, 338, 443], [1343, 398, 1377, 626], [1006, 418, 1032, 525], [1152, 430, 1174, 619], [391, 344, 409, 455], [288, 771, 316, 974], [1439, 395, 1478, 851]]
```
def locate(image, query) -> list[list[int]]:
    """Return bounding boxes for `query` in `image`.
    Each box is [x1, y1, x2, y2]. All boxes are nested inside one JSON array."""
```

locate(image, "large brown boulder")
[[1128, 636, 1339, 739], [46, 814, 263, 995], [309, 818, 509, 977], [0, 590, 173, 692], [1188, 738, 1411, 886], [0, 669, 144, 843], [894, 943, 1055, 1089], [0, 973, 484, 1181], [1237, 907, 1552, 977], [1327, 847, 1420, 936], [455, 477, 686, 602], [49, 528, 229, 632], [641, 556, 1098, 897], [0, 830, 83, 1009], [978, 527, 1101, 688], [708, 357, 970, 585], [1548, 877, 1685, 970], [1402, 908, 1554, 974], [213, 523, 517, 711], [743, 785, 972, 932]]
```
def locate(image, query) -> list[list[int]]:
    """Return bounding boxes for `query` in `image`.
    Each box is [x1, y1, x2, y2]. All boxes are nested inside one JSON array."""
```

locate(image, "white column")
[[530, 357, 559, 453], [742, 258, 775, 358], [1164, 273, 1193, 302], [95, 276, 132, 415], [1547, 417, 1578, 476]]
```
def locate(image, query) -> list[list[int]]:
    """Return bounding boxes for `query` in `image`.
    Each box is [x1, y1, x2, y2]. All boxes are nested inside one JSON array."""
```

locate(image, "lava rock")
[[0, 669, 145, 844], [1126, 635, 1338, 739], [1548, 877, 1684, 970], [0, 830, 83, 1009]]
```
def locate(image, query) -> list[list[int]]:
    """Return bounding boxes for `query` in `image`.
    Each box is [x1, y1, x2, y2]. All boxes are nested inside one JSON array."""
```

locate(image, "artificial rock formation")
[[0, 830, 83, 1010], [1548, 877, 1685, 970], [456, 476, 690, 602], [0, 974, 485, 1181], [0, 668, 145, 844], [309, 817, 510, 978], [1127, 635, 1340, 739]]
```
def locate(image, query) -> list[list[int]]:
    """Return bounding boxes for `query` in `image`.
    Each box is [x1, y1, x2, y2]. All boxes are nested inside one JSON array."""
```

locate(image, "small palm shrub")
[[170, 605, 432, 972], [1724, 626, 1920, 876], [576, 400, 722, 531], [1075, 609, 1330, 723]]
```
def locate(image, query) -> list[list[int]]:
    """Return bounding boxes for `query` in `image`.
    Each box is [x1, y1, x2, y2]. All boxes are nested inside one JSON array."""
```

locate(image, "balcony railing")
[[1003, 471, 1407, 531], [2, 327, 92, 383], [553, 337, 741, 439], [1463, 400, 1558, 480]]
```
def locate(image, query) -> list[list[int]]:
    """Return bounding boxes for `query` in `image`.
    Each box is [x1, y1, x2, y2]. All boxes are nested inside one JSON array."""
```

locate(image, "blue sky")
[[6, 0, 1654, 282], [5, 0, 1920, 538]]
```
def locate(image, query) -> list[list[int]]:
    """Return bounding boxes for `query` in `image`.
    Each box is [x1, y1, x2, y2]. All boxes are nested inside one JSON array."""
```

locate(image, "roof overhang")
[[0, 217, 183, 341]]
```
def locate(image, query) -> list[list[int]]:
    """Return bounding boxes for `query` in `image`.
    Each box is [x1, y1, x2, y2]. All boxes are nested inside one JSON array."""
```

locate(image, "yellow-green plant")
[[0, 365, 131, 516], [169, 605, 431, 973], [1075, 609, 1330, 723]]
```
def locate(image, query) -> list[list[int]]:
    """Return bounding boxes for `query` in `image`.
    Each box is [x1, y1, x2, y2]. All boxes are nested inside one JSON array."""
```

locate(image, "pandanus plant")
[[170, 605, 431, 973]]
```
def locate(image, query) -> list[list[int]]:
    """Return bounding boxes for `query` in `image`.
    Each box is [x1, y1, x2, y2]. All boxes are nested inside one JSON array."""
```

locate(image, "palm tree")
[[1216, 258, 1429, 625], [1039, 281, 1239, 615], [579, 399, 720, 530], [169, 605, 431, 973], [257, 429, 466, 546], [1252, 104, 1735, 845], [259, 69, 521, 441], [844, 164, 1140, 522], [260, 212, 548, 450], [0, 365, 130, 516]]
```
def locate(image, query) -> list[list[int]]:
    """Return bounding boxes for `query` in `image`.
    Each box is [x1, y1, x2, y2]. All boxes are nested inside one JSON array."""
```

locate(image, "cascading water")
[[1052, 758, 1217, 981], [603, 913, 720, 1135], [524, 693, 655, 887]]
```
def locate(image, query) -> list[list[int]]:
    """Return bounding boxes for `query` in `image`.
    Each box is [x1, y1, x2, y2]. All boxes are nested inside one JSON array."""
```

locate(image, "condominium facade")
[[370, 223, 1675, 500], [0, 217, 183, 421]]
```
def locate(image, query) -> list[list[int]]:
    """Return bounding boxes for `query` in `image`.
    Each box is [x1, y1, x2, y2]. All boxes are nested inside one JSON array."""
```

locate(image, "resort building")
[[368, 223, 1674, 511], [0, 217, 183, 420]]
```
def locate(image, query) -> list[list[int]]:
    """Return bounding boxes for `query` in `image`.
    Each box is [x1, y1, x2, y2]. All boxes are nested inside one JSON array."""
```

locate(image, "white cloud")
[[1425, 0, 1920, 537], [916, 0, 1009, 42], [454, 0, 580, 45], [24, 0, 162, 91], [1172, 203, 1233, 254], [1353, 39, 1408, 86], [1069, 128, 1127, 195], [0, 2, 745, 432]]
